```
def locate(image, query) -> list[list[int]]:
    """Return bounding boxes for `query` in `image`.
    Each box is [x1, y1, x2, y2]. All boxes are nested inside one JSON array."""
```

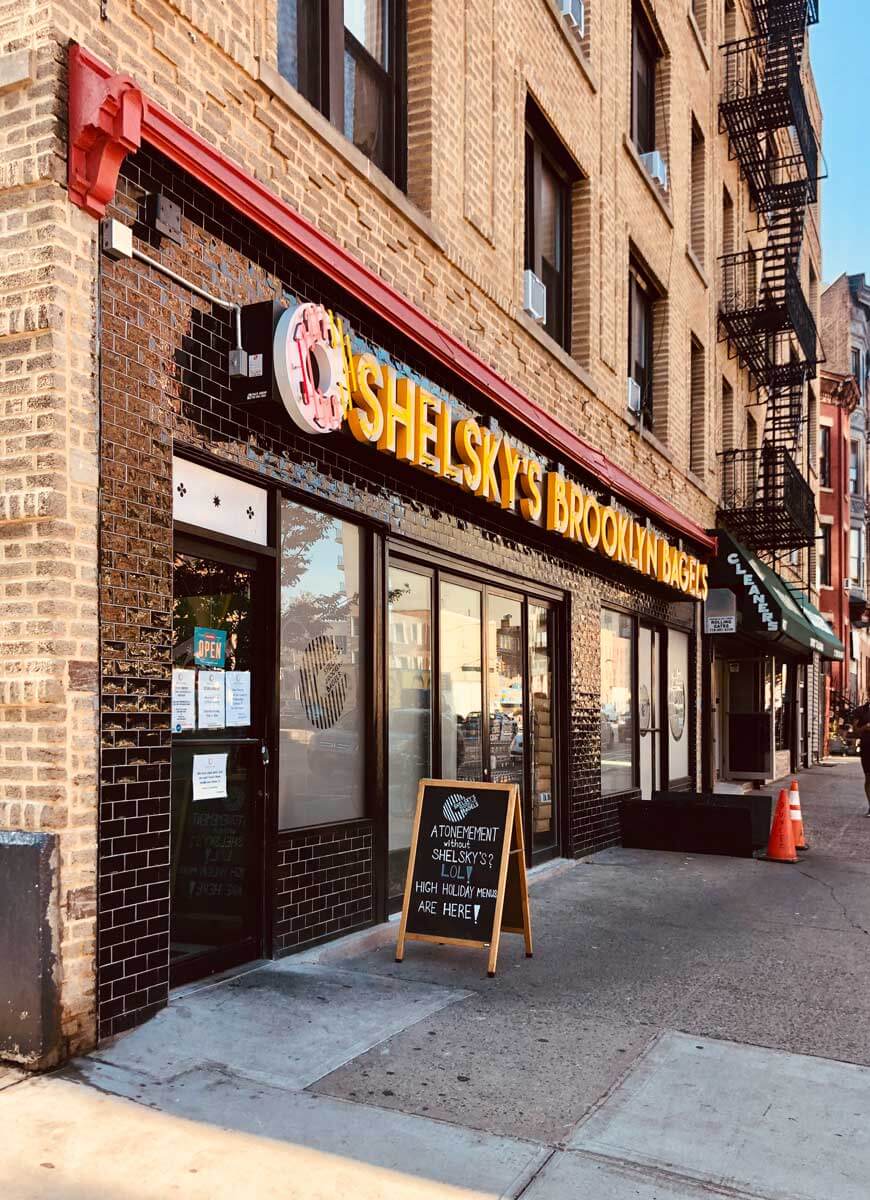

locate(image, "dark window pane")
[[277, 0, 323, 109], [632, 18, 656, 153], [344, 45, 392, 176], [820, 426, 831, 487], [524, 132, 534, 270], [344, 0, 387, 65]]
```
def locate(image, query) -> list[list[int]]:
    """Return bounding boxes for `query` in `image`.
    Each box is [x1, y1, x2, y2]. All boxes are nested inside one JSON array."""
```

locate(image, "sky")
[[811, 2, 868, 285]]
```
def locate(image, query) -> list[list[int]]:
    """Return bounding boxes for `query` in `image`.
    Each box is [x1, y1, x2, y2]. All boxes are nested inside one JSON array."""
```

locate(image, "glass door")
[[170, 539, 270, 986], [638, 624, 661, 799], [386, 556, 561, 901]]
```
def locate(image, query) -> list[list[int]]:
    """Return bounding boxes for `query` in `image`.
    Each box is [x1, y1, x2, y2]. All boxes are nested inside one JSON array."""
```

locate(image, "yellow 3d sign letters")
[[273, 304, 708, 600]]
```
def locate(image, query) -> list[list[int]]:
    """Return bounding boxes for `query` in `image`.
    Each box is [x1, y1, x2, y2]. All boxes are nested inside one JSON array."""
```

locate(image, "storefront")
[[90, 135, 714, 1034], [706, 532, 843, 787]]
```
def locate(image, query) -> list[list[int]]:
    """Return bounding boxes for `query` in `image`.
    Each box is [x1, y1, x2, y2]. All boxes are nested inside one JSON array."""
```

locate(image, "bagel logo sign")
[[271, 302, 709, 601], [273, 302, 347, 435]]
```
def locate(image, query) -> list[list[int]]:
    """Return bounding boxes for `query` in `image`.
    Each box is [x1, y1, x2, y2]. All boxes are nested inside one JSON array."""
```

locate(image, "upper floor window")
[[628, 257, 656, 428], [690, 0, 708, 40], [850, 439, 861, 495], [850, 527, 864, 588], [852, 346, 865, 393], [278, 0, 406, 186], [689, 117, 706, 266], [818, 525, 831, 589], [631, 6, 659, 155], [819, 425, 831, 488], [524, 103, 578, 352]]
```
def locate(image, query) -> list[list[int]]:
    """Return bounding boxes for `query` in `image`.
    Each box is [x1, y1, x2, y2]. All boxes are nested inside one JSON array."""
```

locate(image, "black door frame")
[[170, 530, 276, 988]]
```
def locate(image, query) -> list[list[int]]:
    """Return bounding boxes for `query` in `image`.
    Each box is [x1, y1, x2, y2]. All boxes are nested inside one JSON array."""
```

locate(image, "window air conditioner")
[[639, 150, 669, 192], [627, 377, 643, 416], [560, 0, 586, 36], [523, 269, 547, 323]]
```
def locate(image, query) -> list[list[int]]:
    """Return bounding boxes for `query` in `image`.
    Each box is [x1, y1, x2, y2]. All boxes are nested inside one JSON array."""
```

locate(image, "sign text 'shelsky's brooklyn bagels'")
[[273, 302, 709, 600]]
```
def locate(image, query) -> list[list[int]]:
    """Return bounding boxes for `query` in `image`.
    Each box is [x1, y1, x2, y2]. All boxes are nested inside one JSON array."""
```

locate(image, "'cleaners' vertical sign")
[[395, 780, 532, 976]]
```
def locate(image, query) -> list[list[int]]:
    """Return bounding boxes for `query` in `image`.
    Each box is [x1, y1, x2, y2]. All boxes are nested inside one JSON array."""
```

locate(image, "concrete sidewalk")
[[3, 759, 870, 1199]]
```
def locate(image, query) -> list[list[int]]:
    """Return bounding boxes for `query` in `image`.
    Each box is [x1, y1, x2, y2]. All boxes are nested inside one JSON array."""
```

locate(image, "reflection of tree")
[[279, 507, 357, 652], [280, 504, 335, 589], [173, 555, 252, 667]]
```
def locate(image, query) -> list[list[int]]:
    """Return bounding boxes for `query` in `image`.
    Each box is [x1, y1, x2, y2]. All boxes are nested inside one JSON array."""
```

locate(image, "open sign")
[[193, 627, 227, 668]]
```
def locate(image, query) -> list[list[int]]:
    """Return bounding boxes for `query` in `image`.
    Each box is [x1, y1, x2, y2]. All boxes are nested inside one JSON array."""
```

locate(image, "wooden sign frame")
[[395, 779, 533, 977]]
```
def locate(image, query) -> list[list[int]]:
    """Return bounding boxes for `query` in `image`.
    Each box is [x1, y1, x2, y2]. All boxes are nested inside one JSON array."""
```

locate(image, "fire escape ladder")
[[716, 0, 821, 555]]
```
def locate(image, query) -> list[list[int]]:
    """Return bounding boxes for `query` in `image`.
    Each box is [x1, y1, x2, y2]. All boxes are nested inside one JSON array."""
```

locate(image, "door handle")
[[260, 742, 270, 767]]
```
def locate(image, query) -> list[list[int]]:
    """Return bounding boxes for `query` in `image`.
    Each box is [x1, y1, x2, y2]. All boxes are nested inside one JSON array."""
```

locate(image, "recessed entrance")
[[170, 537, 272, 986]]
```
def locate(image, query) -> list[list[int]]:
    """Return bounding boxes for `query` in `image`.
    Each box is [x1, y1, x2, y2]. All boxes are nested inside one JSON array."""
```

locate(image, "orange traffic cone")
[[788, 779, 808, 851], [764, 789, 798, 863]]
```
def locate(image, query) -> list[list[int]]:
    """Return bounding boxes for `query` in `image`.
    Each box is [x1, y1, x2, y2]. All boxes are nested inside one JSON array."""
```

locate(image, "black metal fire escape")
[[717, 0, 821, 555]]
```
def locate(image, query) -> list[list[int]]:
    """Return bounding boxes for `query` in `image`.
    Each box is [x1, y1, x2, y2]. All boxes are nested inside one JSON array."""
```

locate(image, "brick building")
[[0, 0, 831, 1067], [819, 274, 870, 724]]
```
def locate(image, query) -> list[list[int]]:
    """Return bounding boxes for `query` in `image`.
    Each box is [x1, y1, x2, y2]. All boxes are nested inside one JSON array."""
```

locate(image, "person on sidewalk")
[[850, 700, 870, 815]]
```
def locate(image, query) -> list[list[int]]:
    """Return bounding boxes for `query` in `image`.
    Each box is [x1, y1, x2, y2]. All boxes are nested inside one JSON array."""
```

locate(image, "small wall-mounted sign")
[[705, 588, 738, 635]]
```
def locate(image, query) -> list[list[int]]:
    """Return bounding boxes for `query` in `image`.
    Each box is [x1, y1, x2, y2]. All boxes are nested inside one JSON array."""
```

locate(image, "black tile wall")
[[274, 823, 374, 953]]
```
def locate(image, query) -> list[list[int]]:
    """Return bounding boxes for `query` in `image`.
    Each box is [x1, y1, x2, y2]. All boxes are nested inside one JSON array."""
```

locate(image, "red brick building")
[[818, 369, 861, 748]]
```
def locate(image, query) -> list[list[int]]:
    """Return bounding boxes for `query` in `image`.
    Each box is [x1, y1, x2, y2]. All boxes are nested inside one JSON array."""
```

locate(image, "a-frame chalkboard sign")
[[395, 779, 533, 977]]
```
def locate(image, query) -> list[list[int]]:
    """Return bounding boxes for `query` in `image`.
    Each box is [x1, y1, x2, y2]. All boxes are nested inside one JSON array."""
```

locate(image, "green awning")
[[708, 530, 844, 661], [784, 584, 845, 662]]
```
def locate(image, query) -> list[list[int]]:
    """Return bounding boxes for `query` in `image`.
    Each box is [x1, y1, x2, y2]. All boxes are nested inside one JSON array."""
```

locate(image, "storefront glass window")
[[487, 594, 525, 796], [601, 610, 634, 794], [278, 501, 364, 828], [440, 582, 484, 782], [388, 567, 432, 899], [529, 604, 555, 849], [667, 630, 690, 783]]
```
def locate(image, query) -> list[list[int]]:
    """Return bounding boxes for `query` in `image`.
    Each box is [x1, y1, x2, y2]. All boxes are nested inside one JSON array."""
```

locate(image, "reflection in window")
[[388, 567, 431, 899], [440, 582, 483, 782], [601, 609, 634, 794], [278, 500, 364, 828], [487, 595, 524, 796]]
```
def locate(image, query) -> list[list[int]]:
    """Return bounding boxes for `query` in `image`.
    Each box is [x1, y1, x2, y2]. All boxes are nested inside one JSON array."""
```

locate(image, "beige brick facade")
[[0, 0, 823, 1060]]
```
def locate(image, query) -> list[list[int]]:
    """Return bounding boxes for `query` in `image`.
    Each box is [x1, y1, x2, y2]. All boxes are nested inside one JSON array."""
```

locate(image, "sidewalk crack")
[[797, 868, 870, 937]]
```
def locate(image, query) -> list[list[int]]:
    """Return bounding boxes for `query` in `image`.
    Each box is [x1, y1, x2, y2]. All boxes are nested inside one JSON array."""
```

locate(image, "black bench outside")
[[618, 791, 773, 859]]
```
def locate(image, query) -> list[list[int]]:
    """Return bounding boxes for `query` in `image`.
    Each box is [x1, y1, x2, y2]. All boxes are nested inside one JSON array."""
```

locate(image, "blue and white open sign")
[[193, 627, 227, 668]]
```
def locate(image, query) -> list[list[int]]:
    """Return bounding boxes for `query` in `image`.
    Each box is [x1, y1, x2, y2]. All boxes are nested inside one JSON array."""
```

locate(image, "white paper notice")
[[198, 670, 226, 729], [192, 752, 228, 801], [171, 669, 195, 733], [225, 671, 251, 728]]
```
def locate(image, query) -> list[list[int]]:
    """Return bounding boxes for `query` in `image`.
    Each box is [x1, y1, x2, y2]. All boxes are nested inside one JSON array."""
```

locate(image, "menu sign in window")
[[396, 780, 532, 976]]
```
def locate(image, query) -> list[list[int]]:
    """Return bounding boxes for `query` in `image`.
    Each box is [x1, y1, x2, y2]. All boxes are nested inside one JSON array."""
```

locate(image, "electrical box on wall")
[[231, 299, 284, 408]]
